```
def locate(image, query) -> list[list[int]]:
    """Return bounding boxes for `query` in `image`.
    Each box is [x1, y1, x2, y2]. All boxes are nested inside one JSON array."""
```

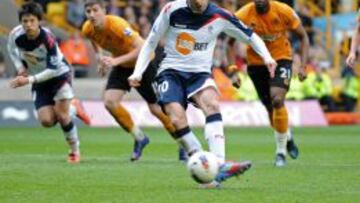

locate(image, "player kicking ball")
[[129, 0, 277, 187], [7, 2, 90, 164]]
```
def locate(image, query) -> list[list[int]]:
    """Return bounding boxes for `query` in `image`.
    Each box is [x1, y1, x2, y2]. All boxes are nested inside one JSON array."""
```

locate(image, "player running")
[[128, 0, 276, 187], [7, 2, 90, 164], [346, 9, 360, 68], [235, 0, 310, 166], [81, 0, 183, 161]]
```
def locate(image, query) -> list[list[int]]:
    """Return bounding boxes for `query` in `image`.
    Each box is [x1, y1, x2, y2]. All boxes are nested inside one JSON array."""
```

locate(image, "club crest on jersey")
[[124, 27, 133, 36], [175, 32, 208, 55]]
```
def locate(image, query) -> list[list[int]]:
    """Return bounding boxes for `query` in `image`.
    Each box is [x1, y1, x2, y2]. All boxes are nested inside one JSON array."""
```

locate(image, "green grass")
[[0, 126, 360, 203]]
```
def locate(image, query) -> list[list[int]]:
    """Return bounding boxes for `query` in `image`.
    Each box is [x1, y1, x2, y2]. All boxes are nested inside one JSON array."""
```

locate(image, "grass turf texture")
[[0, 126, 359, 203]]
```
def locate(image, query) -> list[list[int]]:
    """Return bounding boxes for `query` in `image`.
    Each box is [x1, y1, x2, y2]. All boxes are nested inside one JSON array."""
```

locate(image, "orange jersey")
[[82, 15, 141, 68], [235, 1, 301, 65]]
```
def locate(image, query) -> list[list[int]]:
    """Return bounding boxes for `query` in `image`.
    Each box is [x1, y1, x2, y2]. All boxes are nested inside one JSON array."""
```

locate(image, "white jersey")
[[133, 0, 273, 77], [154, 0, 253, 73], [7, 25, 69, 80]]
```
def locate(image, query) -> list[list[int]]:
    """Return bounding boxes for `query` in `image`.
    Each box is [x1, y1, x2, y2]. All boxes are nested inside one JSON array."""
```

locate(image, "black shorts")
[[247, 60, 292, 107], [106, 62, 157, 104]]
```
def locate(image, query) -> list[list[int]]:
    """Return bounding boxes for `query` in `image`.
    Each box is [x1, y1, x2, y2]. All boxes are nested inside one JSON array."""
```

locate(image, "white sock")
[[274, 131, 287, 155], [286, 128, 292, 140], [69, 104, 77, 119], [62, 122, 80, 154], [130, 125, 145, 141], [205, 121, 225, 165], [177, 131, 202, 155]]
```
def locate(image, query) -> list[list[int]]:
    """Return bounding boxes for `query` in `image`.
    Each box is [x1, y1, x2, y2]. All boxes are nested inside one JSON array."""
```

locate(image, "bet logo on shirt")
[[176, 32, 208, 55]]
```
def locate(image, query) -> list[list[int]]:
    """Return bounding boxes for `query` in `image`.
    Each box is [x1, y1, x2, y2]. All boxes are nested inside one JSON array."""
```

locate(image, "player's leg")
[[191, 87, 225, 164], [36, 106, 57, 127], [54, 99, 80, 163], [70, 98, 91, 125], [104, 89, 149, 161], [53, 81, 81, 163], [270, 60, 299, 166], [156, 71, 202, 155], [104, 68, 148, 161], [189, 74, 251, 186], [137, 63, 186, 161]]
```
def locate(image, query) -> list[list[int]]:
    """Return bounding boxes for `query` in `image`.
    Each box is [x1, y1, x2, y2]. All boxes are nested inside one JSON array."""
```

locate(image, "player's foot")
[[67, 152, 80, 164], [130, 136, 149, 161], [178, 147, 188, 162], [215, 161, 252, 183], [274, 153, 286, 167], [71, 98, 91, 125], [287, 138, 299, 159]]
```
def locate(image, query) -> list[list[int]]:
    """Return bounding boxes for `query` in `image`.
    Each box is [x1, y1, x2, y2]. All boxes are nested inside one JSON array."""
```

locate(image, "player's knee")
[[168, 113, 186, 127], [55, 112, 71, 125], [272, 96, 285, 108], [104, 98, 117, 110], [39, 118, 56, 128]]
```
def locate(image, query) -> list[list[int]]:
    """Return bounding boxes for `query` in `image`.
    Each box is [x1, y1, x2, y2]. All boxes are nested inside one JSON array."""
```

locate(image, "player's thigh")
[[247, 66, 272, 106], [103, 89, 127, 107], [156, 71, 187, 109], [270, 60, 292, 107], [37, 105, 57, 127], [192, 87, 220, 116]]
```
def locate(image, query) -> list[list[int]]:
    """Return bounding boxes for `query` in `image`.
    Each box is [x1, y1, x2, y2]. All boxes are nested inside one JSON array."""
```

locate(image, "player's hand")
[[298, 66, 307, 81], [128, 74, 142, 87], [346, 52, 356, 68], [97, 64, 107, 77], [9, 76, 29, 88], [101, 56, 117, 68], [265, 58, 277, 78]]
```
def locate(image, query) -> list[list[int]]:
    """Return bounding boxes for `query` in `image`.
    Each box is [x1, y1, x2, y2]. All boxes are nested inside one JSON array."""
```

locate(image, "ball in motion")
[[187, 151, 219, 184]]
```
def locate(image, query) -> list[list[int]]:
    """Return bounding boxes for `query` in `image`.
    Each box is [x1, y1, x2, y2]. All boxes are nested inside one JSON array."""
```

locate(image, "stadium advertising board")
[[0, 101, 327, 127]]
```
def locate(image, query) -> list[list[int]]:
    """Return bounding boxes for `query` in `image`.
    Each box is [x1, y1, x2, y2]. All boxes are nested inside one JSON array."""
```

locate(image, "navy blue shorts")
[[31, 72, 74, 110], [155, 70, 215, 109]]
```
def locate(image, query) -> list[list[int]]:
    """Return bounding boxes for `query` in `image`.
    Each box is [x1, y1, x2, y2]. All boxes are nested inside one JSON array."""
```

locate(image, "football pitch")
[[0, 126, 359, 203]]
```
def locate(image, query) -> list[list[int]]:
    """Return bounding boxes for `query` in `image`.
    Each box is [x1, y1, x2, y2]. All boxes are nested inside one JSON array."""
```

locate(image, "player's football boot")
[[274, 153, 286, 167], [178, 147, 188, 162], [215, 161, 252, 182], [71, 98, 91, 125], [130, 136, 150, 161], [67, 152, 81, 164], [287, 137, 299, 159]]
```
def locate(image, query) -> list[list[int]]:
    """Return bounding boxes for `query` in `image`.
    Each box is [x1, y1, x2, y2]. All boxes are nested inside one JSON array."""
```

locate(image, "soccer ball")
[[187, 151, 219, 184]]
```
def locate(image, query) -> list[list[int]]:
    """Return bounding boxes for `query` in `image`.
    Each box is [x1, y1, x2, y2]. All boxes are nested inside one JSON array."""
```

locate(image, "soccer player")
[[235, 0, 310, 166], [346, 9, 360, 68], [7, 2, 88, 163], [128, 0, 277, 186], [82, 0, 181, 161]]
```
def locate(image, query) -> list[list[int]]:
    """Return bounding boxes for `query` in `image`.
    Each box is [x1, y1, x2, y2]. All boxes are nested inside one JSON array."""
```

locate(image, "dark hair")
[[84, 0, 106, 8], [18, 2, 44, 21]]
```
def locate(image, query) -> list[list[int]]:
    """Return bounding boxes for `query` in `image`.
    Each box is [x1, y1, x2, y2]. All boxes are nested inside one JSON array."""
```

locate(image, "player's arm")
[[283, 5, 309, 80], [291, 23, 310, 80], [223, 16, 277, 78], [346, 20, 360, 68], [10, 33, 61, 88], [7, 32, 27, 76], [101, 36, 144, 68], [128, 3, 171, 87]]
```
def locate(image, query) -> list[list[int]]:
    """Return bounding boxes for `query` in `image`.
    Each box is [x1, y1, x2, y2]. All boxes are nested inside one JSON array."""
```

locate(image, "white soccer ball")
[[187, 151, 220, 184]]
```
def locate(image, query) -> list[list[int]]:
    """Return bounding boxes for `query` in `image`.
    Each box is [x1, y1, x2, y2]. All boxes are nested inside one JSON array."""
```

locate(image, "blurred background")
[[0, 0, 359, 127]]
